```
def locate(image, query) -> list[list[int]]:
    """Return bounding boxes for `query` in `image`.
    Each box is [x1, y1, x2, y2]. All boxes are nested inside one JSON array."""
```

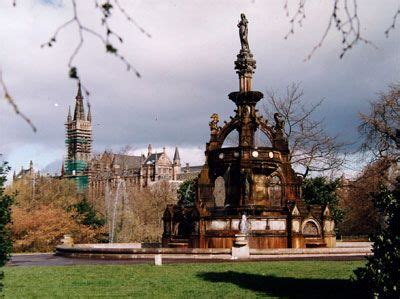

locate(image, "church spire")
[[173, 147, 180, 163], [73, 82, 85, 120], [67, 105, 72, 122], [61, 159, 65, 177], [87, 103, 92, 122], [76, 81, 83, 98]]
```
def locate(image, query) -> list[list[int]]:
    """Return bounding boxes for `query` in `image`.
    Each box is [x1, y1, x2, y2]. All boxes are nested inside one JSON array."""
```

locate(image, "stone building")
[[87, 145, 201, 202], [13, 160, 39, 182], [162, 14, 335, 249], [141, 145, 177, 186]]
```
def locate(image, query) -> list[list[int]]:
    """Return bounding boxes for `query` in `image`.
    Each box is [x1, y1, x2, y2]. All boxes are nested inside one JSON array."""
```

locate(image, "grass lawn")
[[4, 261, 365, 298]]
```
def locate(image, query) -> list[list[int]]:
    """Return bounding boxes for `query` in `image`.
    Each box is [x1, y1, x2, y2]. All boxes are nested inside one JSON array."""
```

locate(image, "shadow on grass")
[[198, 271, 365, 298]]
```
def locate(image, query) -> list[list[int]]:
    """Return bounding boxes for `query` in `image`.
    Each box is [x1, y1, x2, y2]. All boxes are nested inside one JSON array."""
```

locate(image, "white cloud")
[[0, 0, 399, 175]]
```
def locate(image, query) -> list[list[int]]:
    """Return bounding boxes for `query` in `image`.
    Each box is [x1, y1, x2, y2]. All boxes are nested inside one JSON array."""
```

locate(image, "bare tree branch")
[[114, 0, 151, 38], [0, 70, 36, 132], [284, 0, 379, 60], [41, 0, 150, 81], [385, 6, 400, 37]]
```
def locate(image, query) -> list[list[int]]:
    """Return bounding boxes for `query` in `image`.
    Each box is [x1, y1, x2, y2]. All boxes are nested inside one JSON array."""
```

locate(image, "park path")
[[7, 252, 367, 267]]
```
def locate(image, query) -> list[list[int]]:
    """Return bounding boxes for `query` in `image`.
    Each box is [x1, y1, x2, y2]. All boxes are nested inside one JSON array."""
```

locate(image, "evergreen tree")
[[177, 179, 196, 207], [302, 176, 344, 224], [354, 179, 400, 298], [72, 197, 105, 228]]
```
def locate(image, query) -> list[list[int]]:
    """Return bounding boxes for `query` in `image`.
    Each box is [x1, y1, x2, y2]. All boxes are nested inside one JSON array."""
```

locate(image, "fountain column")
[[230, 13, 263, 207]]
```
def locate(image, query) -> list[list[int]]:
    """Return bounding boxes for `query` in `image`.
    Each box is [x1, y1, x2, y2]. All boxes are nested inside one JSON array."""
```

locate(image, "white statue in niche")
[[239, 213, 250, 235]]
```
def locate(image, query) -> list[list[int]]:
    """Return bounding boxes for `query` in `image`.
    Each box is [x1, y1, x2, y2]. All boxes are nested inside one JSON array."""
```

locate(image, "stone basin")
[[55, 241, 372, 260]]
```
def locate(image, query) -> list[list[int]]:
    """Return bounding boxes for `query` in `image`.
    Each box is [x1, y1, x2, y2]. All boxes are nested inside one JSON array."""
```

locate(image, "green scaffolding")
[[65, 138, 90, 144], [65, 159, 89, 192]]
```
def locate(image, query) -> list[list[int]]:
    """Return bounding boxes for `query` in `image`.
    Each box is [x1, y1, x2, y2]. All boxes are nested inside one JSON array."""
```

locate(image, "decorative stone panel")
[[208, 220, 229, 230], [269, 219, 286, 230], [250, 220, 266, 230]]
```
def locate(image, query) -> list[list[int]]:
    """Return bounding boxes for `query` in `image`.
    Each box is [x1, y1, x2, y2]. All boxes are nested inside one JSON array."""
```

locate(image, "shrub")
[[354, 181, 400, 298], [0, 161, 13, 292]]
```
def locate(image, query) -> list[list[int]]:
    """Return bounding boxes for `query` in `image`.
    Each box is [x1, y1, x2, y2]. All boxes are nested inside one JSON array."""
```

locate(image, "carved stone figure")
[[238, 13, 249, 51], [209, 113, 220, 132], [241, 169, 252, 203], [274, 112, 285, 131]]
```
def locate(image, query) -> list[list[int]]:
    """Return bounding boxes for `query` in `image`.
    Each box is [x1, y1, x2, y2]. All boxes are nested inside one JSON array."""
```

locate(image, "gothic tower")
[[64, 82, 92, 190]]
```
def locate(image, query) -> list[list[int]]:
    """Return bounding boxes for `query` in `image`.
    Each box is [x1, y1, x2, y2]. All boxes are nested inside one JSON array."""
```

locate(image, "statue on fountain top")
[[238, 13, 250, 51]]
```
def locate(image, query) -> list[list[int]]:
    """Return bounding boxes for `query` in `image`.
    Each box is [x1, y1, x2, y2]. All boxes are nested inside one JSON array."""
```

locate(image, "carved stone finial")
[[209, 113, 220, 133]]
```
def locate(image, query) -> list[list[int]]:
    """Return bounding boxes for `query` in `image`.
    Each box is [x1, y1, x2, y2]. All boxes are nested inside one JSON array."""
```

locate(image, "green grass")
[[4, 261, 365, 298]]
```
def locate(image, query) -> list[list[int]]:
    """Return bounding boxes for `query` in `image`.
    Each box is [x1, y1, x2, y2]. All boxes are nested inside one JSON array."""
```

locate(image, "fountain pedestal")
[[231, 234, 250, 259]]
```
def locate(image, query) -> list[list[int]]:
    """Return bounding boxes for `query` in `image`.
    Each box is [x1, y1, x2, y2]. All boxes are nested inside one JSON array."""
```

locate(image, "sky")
[[0, 0, 399, 177]]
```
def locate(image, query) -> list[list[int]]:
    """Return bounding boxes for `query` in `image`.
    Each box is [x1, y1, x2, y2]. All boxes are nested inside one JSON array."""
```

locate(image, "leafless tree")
[[264, 83, 348, 177], [284, 0, 399, 60], [359, 83, 400, 167]]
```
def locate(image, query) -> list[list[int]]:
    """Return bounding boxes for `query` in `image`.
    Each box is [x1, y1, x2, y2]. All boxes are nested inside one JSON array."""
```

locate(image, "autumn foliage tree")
[[7, 177, 106, 252], [11, 204, 105, 252]]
